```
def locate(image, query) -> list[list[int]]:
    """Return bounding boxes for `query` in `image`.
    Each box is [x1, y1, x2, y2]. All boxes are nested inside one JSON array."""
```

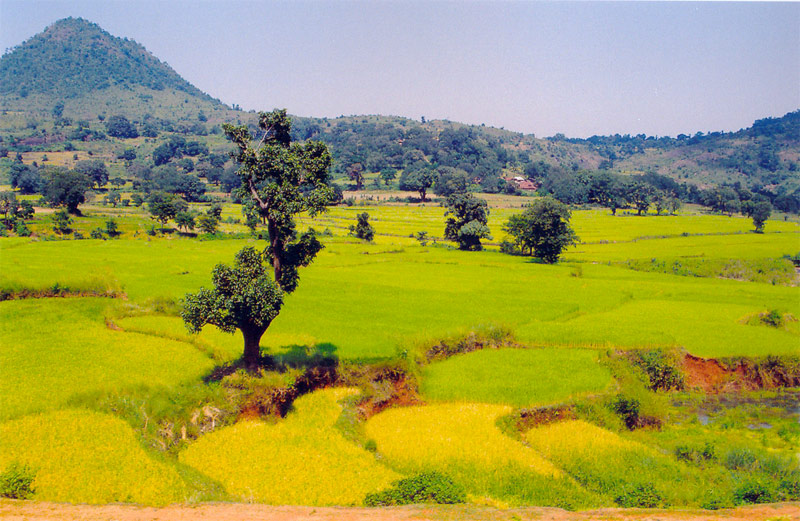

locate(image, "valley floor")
[[0, 501, 798, 521]]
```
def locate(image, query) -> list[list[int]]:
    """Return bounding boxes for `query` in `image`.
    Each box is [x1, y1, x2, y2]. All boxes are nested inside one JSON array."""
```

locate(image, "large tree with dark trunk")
[[181, 247, 283, 371], [182, 110, 332, 371]]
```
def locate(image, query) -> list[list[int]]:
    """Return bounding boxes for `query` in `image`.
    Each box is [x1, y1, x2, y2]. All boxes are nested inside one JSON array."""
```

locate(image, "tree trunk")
[[268, 218, 283, 288], [242, 326, 265, 372]]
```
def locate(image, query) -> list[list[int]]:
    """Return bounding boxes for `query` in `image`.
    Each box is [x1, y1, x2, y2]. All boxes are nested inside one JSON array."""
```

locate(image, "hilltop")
[[0, 17, 237, 123]]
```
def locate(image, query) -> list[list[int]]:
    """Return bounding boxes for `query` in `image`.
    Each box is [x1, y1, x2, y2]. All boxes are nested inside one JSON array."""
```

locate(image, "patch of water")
[[682, 390, 800, 426]]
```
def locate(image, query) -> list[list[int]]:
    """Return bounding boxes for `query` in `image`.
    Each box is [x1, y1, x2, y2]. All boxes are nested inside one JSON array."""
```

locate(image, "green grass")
[[421, 348, 612, 407], [4, 232, 796, 360], [0, 409, 185, 505], [179, 388, 400, 505], [0, 298, 216, 421]]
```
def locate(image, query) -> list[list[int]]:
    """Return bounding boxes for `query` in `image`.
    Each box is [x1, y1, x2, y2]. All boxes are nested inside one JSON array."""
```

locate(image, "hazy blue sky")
[[1, 1, 798, 138]]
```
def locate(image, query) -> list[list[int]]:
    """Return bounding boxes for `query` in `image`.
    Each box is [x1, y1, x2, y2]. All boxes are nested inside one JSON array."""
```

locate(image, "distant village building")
[[504, 176, 539, 191]]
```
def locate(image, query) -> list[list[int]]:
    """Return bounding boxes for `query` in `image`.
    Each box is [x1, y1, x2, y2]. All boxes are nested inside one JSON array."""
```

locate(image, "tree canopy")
[[443, 193, 491, 251], [503, 197, 578, 263], [223, 108, 333, 293], [182, 247, 283, 371]]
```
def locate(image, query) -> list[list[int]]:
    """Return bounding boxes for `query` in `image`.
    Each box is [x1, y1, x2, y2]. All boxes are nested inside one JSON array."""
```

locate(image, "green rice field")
[[0, 199, 798, 508]]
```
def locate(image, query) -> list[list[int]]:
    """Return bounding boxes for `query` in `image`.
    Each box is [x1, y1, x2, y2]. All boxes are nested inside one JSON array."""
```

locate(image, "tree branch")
[[248, 177, 269, 210]]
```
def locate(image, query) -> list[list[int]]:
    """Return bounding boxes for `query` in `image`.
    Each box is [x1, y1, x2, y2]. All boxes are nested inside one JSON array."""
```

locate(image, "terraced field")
[[0, 199, 798, 510]]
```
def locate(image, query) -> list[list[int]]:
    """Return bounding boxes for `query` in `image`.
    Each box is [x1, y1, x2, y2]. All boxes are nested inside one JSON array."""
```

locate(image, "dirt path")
[[1, 501, 798, 521]]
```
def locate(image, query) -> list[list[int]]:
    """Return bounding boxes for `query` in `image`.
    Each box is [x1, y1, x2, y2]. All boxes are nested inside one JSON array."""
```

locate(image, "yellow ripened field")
[[179, 388, 400, 505], [0, 409, 185, 505]]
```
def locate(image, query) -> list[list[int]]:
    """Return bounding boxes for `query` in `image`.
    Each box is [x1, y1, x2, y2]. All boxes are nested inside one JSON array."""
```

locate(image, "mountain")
[[0, 17, 236, 122]]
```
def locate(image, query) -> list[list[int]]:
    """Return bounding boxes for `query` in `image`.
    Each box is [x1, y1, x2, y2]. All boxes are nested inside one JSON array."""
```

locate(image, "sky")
[[1, 1, 798, 138]]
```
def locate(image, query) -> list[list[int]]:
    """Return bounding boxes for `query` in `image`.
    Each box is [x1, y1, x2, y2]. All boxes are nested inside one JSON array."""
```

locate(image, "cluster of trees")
[[291, 118, 520, 194]]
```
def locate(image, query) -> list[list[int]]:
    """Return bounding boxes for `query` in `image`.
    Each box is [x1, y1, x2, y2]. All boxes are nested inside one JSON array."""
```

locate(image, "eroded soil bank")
[[1, 501, 798, 521]]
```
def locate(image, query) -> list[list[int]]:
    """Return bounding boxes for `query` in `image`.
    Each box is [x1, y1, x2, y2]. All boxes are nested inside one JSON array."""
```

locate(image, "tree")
[[182, 247, 283, 371], [751, 201, 772, 233], [444, 193, 491, 251], [380, 168, 397, 187], [147, 191, 187, 232], [347, 162, 365, 191], [74, 159, 109, 188], [175, 211, 196, 232], [106, 190, 121, 207], [223, 109, 333, 292], [503, 197, 578, 263], [44, 168, 92, 214], [51, 208, 72, 235], [197, 213, 219, 234], [0, 192, 16, 227], [434, 167, 470, 197], [105, 115, 138, 138], [10, 163, 42, 194], [400, 168, 436, 201], [349, 212, 375, 241], [629, 182, 654, 216]]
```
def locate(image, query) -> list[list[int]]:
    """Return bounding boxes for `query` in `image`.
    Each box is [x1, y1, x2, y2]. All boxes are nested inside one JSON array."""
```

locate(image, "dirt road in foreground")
[[1, 501, 798, 521]]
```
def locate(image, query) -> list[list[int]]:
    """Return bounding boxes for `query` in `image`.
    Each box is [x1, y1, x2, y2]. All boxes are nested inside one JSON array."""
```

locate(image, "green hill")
[[0, 17, 237, 123]]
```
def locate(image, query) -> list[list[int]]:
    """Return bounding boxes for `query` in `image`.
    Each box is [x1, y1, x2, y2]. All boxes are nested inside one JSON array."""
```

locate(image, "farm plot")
[[0, 409, 185, 504], [364, 403, 601, 509], [179, 388, 400, 505], [0, 298, 216, 421], [526, 420, 711, 507], [420, 348, 613, 407]]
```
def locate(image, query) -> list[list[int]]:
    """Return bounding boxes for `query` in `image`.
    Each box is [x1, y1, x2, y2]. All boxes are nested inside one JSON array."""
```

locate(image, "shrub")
[[90, 228, 104, 239], [725, 448, 757, 471], [0, 462, 36, 499], [13, 220, 31, 237], [614, 482, 661, 508], [700, 488, 734, 510], [611, 395, 640, 430], [349, 212, 375, 241], [630, 349, 685, 391], [778, 473, 800, 500], [733, 479, 775, 505], [364, 471, 466, 506]]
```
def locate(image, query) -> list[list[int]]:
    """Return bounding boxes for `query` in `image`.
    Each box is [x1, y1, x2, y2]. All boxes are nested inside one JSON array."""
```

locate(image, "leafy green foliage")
[[503, 197, 577, 262], [614, 482, 662, 508], [182, 247, 283, 370], [349, 212, 374, 241], [751, 200, 772, 232], [51, 208, 72, 235], [224, 109, 333, 293], [399, 168, 437, 201], [443, 193, 491, 251], [0, 462, 35, 499], [364, 471, 466, 506], [629, 349, 685, 391], [43, 168, 92, 214]]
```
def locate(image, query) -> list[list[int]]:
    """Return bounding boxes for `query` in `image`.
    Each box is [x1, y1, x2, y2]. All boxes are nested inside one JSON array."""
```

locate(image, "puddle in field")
[[677, 390, 800, 427]]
